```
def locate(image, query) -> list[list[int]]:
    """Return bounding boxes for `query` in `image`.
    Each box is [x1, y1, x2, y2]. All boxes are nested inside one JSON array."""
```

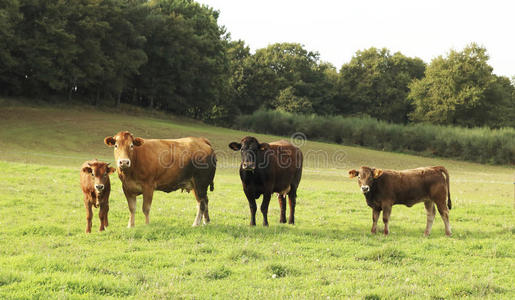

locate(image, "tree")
[[233, 42, 335, 115], [337, 47, 426, 123], [408, 43, 512, 127]]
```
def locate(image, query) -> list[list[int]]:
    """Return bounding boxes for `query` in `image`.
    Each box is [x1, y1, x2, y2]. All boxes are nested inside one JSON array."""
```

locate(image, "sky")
[[196, 0, 515, 77]]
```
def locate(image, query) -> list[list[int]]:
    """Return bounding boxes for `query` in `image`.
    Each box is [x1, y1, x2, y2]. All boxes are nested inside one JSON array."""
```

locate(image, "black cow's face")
[[104, 131, 144, 170], [348, 166, 383, 194], [229, 136, 269, 171]]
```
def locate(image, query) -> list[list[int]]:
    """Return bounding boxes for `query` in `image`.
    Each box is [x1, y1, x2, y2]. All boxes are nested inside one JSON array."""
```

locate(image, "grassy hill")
[[0, 100, 514, 299]]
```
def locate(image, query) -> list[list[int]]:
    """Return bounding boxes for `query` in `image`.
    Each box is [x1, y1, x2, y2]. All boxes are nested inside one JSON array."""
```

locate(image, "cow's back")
[[269, 140, 303, 194], [377, 167, 446, 206], [121, 137, 215, 193]]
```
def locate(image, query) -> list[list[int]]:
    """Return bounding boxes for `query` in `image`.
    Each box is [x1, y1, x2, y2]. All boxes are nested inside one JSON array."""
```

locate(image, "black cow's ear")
[[259, 143, 270, 150], [133, 137, 144, 146], [104, 136, 116, 147], [82, 167, 92, 173], [373, 168, 383, 178], [348, 169, 358, 178], [228, 142, 241, 151]]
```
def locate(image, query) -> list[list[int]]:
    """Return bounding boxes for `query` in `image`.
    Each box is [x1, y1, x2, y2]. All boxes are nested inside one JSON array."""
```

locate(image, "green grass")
[[0, 101, 514, 299]]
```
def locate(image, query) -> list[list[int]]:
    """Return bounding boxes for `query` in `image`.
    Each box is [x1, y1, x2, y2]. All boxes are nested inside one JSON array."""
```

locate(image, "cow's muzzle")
[[361, 185, 370, 193], [241, 162, 255, 171], [95, 184, 104, 192], [118, 159, 131, 169]]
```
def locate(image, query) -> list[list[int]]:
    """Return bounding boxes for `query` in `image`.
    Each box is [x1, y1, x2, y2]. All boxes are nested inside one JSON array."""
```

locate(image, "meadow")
[[0, 100, 514, 299]]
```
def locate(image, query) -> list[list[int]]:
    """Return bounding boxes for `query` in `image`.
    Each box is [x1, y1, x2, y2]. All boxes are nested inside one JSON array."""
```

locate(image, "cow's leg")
[[382, 205, 392, 235], [142, 187, 154, 225], [278, 194, 287, 223], [248, 197, 257, 226], [202, 196, 210, 225], [126, 194, 137, 228], [98, 203, 108, 231], [192, 189, 206, 227], [287, 189, 296, 225], [435, 200, 452, 236], [260, 192, 271, 226], [371, 208, 380, 234], [424, 201, 436, 236], [244, 190, 257, 226], [84, 198, 93, 233]]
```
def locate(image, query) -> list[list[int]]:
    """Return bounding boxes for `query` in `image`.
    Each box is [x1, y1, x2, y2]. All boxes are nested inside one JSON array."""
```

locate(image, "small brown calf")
[[80, 160, 116, 233]]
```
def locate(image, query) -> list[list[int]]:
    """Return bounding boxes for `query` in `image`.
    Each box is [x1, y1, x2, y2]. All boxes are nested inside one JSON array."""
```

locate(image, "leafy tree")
[[0, 0, 21, 94], [233, 42, 335, 115], [337, 47, 426, 123], [408, 43, 512, 127]]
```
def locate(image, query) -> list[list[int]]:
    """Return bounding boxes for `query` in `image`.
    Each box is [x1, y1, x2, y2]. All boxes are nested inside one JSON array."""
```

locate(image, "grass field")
[[0, 100, 514, 299]]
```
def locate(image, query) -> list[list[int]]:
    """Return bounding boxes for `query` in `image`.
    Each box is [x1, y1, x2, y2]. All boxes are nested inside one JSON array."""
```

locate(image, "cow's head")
[[82, 161, 115, 204], [104, 131, 144, 170], [229, 136, 270, 171], [348, 166, 383, 194]]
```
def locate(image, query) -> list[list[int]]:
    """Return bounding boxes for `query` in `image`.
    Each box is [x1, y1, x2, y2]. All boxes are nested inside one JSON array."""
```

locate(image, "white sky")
[[196, 0, 515, 77]]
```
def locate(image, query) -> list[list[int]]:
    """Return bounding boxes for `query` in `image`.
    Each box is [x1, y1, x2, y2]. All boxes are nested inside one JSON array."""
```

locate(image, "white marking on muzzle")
[[361, 185, 370, 193], [118, 159, 131, 168]]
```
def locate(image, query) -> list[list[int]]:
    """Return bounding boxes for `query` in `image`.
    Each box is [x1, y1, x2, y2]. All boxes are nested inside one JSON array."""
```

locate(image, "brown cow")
[[229, 137, 303, 226], [348, 166, 452, 236], [80, 160, 116, 233], [104, 131, 216, 227]]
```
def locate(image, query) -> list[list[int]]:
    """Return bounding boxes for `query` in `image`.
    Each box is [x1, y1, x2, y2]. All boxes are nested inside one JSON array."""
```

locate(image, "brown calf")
[[348, 166, 452, 236], [80, 160, 116, 233], [104, 131, 216, 227], [229, 137, 303, 226]]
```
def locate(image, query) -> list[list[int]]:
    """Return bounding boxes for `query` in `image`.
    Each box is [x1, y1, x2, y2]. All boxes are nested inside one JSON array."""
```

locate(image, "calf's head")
[[348, 166, 383, 194], [229, 136, 270, 171], [82, 161, 115, 203], [104, 131, 144, 170]]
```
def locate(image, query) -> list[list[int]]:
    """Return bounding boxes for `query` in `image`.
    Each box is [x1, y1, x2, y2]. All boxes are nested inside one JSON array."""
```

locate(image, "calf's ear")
[[259, 143, 270, 150], [82, 167, 92, 173], [108, 166, 116, 174], [228, 142, 241, 151], [104, 136, 116, 146], [348, 169, 359, 178], [133, 137, 144, 146], [373, 168, 383, 178]]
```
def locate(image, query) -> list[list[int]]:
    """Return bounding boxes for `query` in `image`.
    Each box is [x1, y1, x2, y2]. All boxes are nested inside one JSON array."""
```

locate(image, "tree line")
[[1, 0, 514, 128]]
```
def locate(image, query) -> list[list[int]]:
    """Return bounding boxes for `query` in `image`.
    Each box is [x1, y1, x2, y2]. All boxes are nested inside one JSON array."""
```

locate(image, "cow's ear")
[[104, 136, 116, 147], [228, 142, 241, 151], [348, 169, 359, 178], [133, 137, 144, 146], [82, 167, 92, 173], [373, 168, 383, 178], [259, 143, 270, 151], [108, 166, 116, 174]]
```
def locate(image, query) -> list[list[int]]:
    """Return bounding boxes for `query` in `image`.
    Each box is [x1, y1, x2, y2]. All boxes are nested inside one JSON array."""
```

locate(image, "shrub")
[[234, 110, 515, 165]]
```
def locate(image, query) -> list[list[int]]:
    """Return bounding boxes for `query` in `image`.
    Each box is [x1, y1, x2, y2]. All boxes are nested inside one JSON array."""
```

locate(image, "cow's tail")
[[436, 166, 451, 210], [209, 181, 214, 192]]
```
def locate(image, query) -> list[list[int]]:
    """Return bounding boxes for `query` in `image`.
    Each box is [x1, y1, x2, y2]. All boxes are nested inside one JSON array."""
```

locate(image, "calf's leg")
[[435, 200, 452, 236], [382, 205, 392, 235], [84, 198, 93, 233], [278, 194, 287, 223], [98, 203, 108, 231], [371, 209, 380, 234], [424, 201, 436, 236]]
